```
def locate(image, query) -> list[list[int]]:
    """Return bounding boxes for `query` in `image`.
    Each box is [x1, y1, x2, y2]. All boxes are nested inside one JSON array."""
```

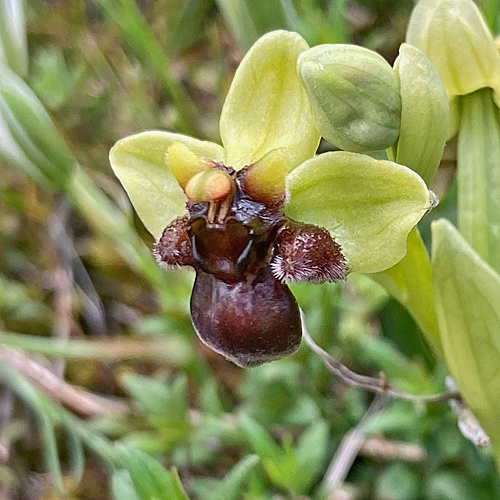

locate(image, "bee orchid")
[[110, 31, 431, 367]]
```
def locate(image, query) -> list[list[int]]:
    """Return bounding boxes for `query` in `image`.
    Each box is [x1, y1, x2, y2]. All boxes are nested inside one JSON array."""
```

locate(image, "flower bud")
[[406, 0, 500, 102], [298, 44, 401, 153]]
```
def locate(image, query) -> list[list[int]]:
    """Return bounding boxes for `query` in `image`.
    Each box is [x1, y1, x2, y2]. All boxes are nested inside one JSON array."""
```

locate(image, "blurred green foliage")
[[0, 0, 498, 499]]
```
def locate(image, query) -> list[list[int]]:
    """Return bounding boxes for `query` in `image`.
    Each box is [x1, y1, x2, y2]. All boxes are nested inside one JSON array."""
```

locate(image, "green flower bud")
[[406, 0, 500, 103], [298, 44, 401, 153]]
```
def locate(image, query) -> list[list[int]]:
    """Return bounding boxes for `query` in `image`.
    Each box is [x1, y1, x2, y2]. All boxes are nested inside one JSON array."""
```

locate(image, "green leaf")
[[212, 455, 260, 500], [0, 63, 77, 189], [372, 227, 442, 357], [393, 43, 450, 185], [220, 30, 320, 170], [298, 44, 401, 153], [199, 379, 225, 416], [214, 0, 260, 50], [375, 462, 420, 500], [116, 445, 191, 500], [457, 88, 500, 274], [167, 0, 213, 55], [112, 470, 141, 500], [240, 414, 280, 462], [481, 0, 500, 33], [240, 415, 327, 494], [30, 48, 83, 110], [294, 420, 329, 492], [0, 0, 28, 76], [61, 413, 86, 486], [281, 0, 350, 46], [109, 131, 224, 238], [285, 152, 431, 273], [425, 470, 478, 500], [432, 219, 500, 456], [121, 373, 189, 425], [406, 0, 500, 102]]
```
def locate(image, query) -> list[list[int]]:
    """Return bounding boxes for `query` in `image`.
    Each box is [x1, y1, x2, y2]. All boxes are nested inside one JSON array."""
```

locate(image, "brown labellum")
[[154, 163, 347, 367], [191, 268, 301, 367]]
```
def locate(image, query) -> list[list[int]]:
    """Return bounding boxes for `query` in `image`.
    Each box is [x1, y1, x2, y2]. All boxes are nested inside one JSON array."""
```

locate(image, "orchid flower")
[[109, 31, 431, 367]]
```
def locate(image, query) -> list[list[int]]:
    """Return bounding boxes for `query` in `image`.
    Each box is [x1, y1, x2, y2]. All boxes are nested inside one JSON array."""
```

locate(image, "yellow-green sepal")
[[298, 44, 401, 153], [285, 152, 431, 273], [220, 30, 320, 170], [406, 0, 500, 104], [393, 44, 450, 185], [372, 227, 442, 357], [109, 131, 224, 239], [432, 218, 500, 455]]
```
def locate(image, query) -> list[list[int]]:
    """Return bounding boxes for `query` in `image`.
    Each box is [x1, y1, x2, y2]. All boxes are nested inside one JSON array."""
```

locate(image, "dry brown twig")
[[359, 436, 427, 463], [300, 313, 459, 404], [322, 395, 387, 494], [0, 347, 127, 417]]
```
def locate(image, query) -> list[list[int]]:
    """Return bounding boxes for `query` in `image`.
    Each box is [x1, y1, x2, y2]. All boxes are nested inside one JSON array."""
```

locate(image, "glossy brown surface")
[[190, 267, 302, 367], [154, 166, 346, 367]]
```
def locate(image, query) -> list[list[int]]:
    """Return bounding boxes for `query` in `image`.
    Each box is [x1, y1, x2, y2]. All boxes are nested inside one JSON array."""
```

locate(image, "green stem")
[[458, 88, 500, 274], [481, 0, 500, 33], [0, 331, 192, 364]]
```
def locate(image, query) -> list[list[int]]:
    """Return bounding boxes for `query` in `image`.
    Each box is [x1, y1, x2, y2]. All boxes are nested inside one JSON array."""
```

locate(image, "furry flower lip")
[[110, 30, 431, 367], [154, 152, 347, 367]]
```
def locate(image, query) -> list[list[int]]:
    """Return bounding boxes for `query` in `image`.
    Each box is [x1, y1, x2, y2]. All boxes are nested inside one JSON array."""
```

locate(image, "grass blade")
[[93, 0, 199, 135], [0, 0, 28, 76], [0, 363, 66, 495]]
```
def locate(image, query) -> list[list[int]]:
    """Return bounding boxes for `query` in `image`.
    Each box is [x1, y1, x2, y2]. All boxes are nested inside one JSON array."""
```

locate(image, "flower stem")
[[458, 88, 500, 273]]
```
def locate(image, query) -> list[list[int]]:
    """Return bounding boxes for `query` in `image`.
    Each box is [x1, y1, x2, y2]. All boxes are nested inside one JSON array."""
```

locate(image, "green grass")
[[0, 0, 498, 499]]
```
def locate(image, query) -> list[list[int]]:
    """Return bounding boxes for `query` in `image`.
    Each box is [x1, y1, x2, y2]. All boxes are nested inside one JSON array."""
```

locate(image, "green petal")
[[285, 152, 430, 273], [109, 131, 224, 239], [220, 30, 320, 170], [406, 0, 500, 101], [393, 43, 450, 185], [432, 219, 500, 454]]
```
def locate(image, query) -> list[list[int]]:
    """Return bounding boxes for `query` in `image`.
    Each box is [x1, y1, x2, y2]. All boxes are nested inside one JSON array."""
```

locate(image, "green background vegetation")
[[1, 0, 499, 498]]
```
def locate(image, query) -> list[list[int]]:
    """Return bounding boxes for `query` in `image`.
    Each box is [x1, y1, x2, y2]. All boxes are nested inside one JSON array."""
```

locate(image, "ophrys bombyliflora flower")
[[110, 31, 431, 367]]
